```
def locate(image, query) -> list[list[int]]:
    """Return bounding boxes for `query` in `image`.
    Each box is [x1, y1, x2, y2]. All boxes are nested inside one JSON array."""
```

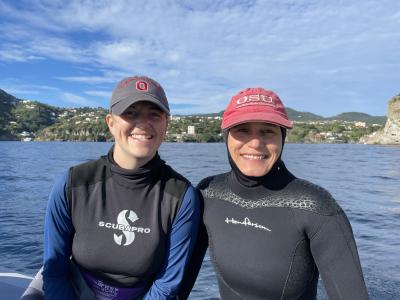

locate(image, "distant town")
[[0, 89, 386, 143]]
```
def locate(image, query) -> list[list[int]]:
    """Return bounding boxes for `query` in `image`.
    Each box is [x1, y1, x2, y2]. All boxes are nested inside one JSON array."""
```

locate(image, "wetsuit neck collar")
[[228, 161, 295, 199], [228, 151, 284, 188], [106, 145, 164, 180]]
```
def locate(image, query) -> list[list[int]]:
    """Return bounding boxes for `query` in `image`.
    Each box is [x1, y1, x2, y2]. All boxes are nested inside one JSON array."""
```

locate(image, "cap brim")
[[221, 111, 293, 130], [111, 95, 170, 115]]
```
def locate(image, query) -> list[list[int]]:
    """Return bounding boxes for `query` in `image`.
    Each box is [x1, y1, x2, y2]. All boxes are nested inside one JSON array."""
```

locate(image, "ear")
[[164, 114, 170, 134], [165, 114, 169, 128], [105, 114, 115, 135]]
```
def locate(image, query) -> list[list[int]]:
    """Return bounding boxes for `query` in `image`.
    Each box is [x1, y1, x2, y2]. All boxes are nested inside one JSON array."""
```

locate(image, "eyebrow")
[[128, 104, 162, 111]]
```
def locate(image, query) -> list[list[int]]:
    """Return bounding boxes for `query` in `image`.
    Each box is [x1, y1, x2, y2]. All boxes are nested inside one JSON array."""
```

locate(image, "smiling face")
[[227, 122, 283, 177], [106, 101, 168, 170]]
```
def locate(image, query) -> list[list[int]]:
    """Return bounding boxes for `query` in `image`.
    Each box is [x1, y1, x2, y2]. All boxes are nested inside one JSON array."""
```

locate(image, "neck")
[[230, 156, 283, 188], [112, 144, 154, 170]]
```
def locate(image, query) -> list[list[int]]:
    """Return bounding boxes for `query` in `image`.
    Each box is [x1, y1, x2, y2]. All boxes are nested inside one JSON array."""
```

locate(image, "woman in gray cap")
[[179, 88, 369, 299], [23, 76, 200, 300]]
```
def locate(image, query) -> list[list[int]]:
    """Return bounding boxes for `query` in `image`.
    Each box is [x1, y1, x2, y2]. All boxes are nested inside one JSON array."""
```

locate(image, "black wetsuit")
[[43, 149, 200, 299], [179, 161, 369, 299]]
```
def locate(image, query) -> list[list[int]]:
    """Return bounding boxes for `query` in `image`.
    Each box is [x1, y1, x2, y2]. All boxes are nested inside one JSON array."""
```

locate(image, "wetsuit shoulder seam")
[[332, 212, 365, 279], [281, 238, 312, 300], [197, 173, 228, 191], [69, 157, 110, 188], [291, 208, 303, 236], [309, 214, 330, 241]]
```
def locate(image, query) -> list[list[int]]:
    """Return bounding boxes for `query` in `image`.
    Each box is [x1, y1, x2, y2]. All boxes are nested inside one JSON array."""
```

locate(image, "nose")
[[134, 113, 151, 126], [247, 134, 264, 149]]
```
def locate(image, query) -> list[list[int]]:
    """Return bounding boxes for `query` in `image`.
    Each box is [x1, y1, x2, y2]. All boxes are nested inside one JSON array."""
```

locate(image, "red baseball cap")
[[221, 88, 293, 130]]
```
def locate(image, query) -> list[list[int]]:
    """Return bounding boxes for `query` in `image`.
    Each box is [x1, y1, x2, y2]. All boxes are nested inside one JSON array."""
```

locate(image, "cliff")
[[361, 95, 400, 145]]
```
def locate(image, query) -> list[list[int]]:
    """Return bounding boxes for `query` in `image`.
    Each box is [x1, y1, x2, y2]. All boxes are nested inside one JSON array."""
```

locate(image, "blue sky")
[[0, 0, 399, 116]]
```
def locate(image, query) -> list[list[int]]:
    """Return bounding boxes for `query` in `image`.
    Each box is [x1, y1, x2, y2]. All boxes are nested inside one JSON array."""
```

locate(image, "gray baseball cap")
[[110, 76, 170, 115]]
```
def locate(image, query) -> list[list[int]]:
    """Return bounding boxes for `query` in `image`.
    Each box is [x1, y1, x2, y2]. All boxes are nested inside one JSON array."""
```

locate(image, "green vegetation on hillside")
[[36, 108, 112, 141], [0, 88, 386, 143], [167, 116, 223, 142], [0, 90, 19, 139], [327, 112, 386, 125], [9, 101, 60, 133], [287, 121, 381, 143], [286, 108, 323, 122]]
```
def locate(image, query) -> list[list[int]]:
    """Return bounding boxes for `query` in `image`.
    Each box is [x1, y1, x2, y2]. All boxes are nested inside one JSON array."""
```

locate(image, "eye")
[[262, 129, 276, 134], [151, 111, 162, 117], [122, 110, 138, 118], [231, 127, 248, 134], [148, 110, 164, 120], [232, 124, 250, 132]]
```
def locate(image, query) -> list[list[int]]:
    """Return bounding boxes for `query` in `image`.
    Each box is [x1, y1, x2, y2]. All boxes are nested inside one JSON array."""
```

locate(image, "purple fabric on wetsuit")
[[81, 270, 145, 300]]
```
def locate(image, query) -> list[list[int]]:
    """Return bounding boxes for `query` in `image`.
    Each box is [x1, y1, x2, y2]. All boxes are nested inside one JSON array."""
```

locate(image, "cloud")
[[57, 69, 130, 85], [84, 90, 110, 98], [0, 24, 91, 64], [57, 76, 117, 84], [0, 83, 60, 96], [1, 0, 399, 115], [3, 1, 399, 74], [29, 37, 90, 63], [62, 92, 101, 107], [0, 45, 43, 62]]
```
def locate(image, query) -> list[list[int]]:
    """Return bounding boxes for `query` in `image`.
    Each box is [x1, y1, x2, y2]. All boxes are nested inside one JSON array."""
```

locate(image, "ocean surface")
[[0, 142, 399, 299]]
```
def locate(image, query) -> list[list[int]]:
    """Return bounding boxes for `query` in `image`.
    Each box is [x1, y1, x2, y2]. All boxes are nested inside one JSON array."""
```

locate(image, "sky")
[[0, 0, 399, 117]]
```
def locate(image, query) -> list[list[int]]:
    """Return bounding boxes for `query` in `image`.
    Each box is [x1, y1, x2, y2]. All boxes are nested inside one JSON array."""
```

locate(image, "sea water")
[[0, 142, 399, 299]]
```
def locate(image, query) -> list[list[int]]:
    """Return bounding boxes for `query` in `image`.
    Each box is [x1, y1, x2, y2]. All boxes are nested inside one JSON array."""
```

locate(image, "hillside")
[[0, 89, 20, 139], [0, 88, 62, 140], [180, 108, 387, 125], [0, 89, 109, 141], [328, 112, 386, 125], [0, 88, 387, 142], [286, 108, 323, 122], [36, 107, 111, 142], [182, 109, 325, 121]]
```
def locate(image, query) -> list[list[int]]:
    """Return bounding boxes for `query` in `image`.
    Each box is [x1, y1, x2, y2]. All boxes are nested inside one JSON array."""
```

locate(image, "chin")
[[133, 150, 156, 159], [130, 143, 157, 154], [240, 168, 271, 177], [238, 160, 272, 177]]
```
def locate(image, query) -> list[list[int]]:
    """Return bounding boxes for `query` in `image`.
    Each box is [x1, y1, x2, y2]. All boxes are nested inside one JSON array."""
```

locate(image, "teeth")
[[130, 134, 152, 140], [242, 154, 266, 160]]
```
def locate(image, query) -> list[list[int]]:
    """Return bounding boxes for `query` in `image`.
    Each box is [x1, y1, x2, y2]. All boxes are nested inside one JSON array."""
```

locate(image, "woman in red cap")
[[180, 88, 369, 299]]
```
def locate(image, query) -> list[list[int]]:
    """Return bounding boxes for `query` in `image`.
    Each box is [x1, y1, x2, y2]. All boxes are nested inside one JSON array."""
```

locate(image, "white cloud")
[[0, 83, 59, 96], [84, 90, 110, 98], [57, 76, 116, 84], [0, 23, 91, 63], [57, 69, 130, 84], [30, 38, 90, 63], [1, 0, 399, 115], [62, 92, 100, 107], [0, 46, 43, 62]]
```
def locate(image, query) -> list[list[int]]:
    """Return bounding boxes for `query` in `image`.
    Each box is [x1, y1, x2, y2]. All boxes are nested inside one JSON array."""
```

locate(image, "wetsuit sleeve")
[[309, 211, 369, 299], [43, 170, 76, 300], [143, 185, 200, 299], [177, 191, 208, 300]]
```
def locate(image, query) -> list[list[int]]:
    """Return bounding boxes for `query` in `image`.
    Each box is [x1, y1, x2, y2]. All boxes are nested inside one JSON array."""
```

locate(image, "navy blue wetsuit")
[[179, 162, 369, 299], [43, 150, 199, 300]]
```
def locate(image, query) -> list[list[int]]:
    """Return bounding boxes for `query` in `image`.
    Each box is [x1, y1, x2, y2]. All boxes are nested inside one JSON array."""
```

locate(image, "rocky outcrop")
[[361, 95, 400, 144]]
